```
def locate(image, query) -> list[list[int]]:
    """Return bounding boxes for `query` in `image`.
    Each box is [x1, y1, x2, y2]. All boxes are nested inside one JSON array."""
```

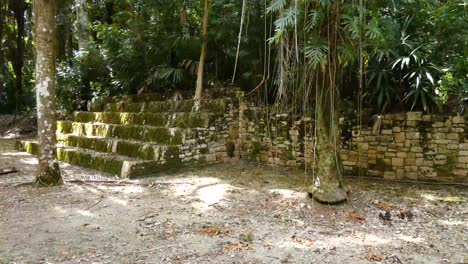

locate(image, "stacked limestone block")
[[240, 105, 467, 183], [16, 88, 244, 178], [341, 112, 468, 183], [238, 104, 315, 168]]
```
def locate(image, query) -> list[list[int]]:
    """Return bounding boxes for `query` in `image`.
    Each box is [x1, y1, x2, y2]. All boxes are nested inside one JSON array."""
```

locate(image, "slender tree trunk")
[[307, 2, 347, 204], [75, 0, 89, 51], [12, 0, 26, 116], [34, 0, 62, 186], [194, 0, 210, 100], [0, 0, 4, 99]]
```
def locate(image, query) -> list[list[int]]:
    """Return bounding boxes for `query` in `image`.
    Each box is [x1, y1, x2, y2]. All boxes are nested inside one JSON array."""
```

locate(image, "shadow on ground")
[[1, 138, 467, 263]]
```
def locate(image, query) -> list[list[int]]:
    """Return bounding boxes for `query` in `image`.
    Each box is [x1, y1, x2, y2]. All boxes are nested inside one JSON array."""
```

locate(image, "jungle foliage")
[[0, 0, 466, 115]]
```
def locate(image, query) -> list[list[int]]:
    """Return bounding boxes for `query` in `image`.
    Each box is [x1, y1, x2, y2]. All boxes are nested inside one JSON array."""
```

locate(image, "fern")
[[306, 9, 322, 31], [267, 0, 287, 13], [304, 42, 328, 68]]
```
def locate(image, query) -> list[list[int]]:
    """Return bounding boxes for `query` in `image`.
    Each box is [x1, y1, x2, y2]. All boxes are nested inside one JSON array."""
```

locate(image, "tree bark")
[[11, 0, 26, 116], [307, 2, 347, 204], [34, 0, 62, 186], [0, 0, 4, 99], [75, 0, 89, 51], [194, 0, 210, 101]]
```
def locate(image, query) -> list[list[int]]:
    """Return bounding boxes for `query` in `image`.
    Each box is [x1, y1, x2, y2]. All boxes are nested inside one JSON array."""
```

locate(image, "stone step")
[[57, 134, 183, 161], [102, 99, 228, 114], [73, 111, 218, 128], [89, 88, 243, 112], [57, 121, 206, 145], [15, 141, 182, 178]]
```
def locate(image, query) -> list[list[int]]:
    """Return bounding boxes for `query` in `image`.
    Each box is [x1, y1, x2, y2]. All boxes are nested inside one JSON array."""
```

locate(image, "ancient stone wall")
[[236, 103, 468, 183]]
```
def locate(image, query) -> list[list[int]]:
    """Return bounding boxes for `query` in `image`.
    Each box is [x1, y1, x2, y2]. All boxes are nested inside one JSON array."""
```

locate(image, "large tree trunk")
[[34, 0, 62, 186], [75, 0, 89, 51], [307, 2, 347, 204], [194, 0, 210, 101], [308, 82, 347, 204]]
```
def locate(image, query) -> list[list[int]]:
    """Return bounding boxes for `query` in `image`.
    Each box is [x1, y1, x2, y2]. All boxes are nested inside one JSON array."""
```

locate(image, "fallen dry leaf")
[[291, 236, 314, 247], [224, 242, 253, 251], [363, 251, 386, 262], [194, 227, 231, 237], [263, 242, 272, 249], [376, 201, 395, 211], [345, 211, 366, 223]]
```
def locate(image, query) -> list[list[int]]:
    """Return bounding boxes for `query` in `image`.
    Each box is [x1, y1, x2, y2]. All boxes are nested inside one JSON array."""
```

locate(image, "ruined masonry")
[[16, 89, 243, 178], [15, 89, 468, 183]]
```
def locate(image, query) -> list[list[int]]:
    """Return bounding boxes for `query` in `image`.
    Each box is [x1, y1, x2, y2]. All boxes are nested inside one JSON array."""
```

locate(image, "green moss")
[[287, 145, 294, 161], [226, 141, 235, 158], [16, 141, 39, 155], [250, 141, 261, 160], [57, 121, 73, 134], [434, 154, 457, 175], [35, 162, 62, 187], [106, 158, 123, 176]]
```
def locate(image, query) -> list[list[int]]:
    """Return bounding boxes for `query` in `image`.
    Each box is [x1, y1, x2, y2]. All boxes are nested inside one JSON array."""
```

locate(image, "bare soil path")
[[0, 138, 467, 263]]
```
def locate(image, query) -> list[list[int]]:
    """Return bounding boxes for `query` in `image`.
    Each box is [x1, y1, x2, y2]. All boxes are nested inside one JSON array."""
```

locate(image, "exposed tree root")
[[308, 185, 348, 204]]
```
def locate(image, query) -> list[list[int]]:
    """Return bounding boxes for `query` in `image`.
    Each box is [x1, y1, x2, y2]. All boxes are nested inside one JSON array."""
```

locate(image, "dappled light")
[[0, 0, 467, 262]]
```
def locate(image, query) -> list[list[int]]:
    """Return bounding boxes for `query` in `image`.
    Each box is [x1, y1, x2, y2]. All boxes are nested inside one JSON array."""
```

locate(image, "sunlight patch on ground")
[[420, 193, 467, 203], [53, 206, 67, 214], [197, 184, 230, 206], [269, 188, 303, 199], [0, 152, 28, 156], [169, 177, 221, 197], [76, 210, 94, 217], [397, 234, 424, 243], [108, 196, 128, 206], [19, 158, 38, 165], [439, 219, 467, 226], [97, 185, 145, 194]]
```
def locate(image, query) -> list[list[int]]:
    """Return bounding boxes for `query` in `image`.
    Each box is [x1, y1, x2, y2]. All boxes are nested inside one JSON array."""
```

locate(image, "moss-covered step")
[[57, 134, 181, 161], [89, 88, 243, 112], [73, 111, 220, 128], [57, 121, 202, 145], [103, 99, 228, 114], [15, 141, 183, 178]]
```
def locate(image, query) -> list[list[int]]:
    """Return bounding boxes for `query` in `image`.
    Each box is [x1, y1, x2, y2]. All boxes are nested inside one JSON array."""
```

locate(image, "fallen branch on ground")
[[0, 167, 18, 175]]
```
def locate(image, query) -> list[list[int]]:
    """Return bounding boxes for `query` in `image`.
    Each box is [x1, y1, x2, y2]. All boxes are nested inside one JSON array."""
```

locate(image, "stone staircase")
[[16, 89, 242, 178]]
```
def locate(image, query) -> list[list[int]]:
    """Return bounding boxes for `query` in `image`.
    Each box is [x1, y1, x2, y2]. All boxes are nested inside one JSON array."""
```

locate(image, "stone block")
[[405, 166, 418, 172], [447, 144, 458, 150], [459, 143, 468, 150], [392, 158, 404, 167], [381, 129, 393, 135], [405, 158, 416, 166], [396, 169, 405, 179], [383, 171, 396, 179], [394, 133, 406, 143], [432, 122, 444, 128], [406, 172, 419, 180], [453, 169, 467, 177], [410, 147, 423, 153], [447, 133, 459, 140], [397, 152, 407, 158], [407, 112, 423, 121]]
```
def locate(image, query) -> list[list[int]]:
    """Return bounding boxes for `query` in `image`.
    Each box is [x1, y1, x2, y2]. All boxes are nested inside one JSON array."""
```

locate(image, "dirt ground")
[[0, 138, 467, 264]]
